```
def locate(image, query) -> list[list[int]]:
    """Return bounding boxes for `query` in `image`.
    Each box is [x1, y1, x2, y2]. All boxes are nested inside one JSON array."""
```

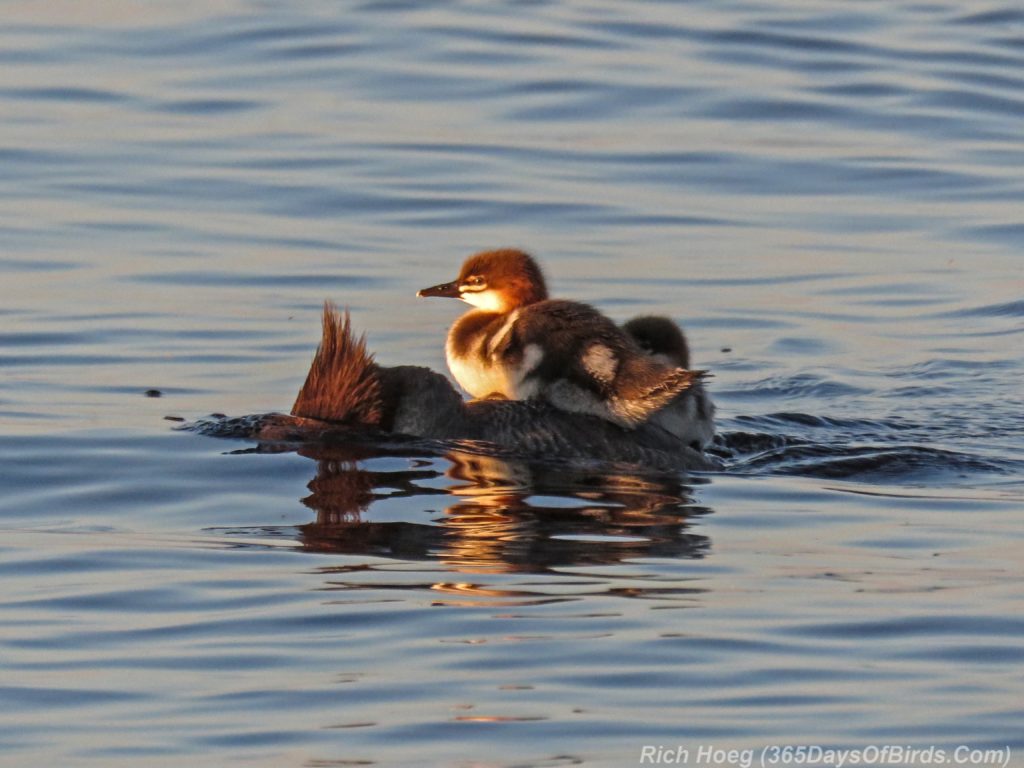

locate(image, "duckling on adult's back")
[[417, 249, 704, 430], [622, 314, 715, 449], [283, 303, 719, 471]]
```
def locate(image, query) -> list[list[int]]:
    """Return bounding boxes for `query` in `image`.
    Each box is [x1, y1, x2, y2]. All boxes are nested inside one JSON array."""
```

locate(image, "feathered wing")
[[291, 303, 383, 425], [603, 355, 707, 427]]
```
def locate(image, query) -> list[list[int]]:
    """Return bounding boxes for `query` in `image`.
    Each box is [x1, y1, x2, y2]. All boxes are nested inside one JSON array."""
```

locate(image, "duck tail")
[[291, 302, 384, 425]]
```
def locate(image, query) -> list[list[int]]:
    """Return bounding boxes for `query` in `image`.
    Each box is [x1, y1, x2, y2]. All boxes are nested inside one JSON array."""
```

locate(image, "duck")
[[262, 303, 718, 471], [621, 314, 715, 449], [417, 249, 713, 445]]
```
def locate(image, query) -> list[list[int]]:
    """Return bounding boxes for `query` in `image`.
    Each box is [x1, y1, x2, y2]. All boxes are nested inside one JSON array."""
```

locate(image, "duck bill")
[[416, 280, 460, 299]]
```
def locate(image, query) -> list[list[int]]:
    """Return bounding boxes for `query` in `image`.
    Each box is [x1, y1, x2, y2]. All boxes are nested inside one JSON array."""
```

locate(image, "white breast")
[[445, 311, 544, 400], [446, 348, 511, 398]]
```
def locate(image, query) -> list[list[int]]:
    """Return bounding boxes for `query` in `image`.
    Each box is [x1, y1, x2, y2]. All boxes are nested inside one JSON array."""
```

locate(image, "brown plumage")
[[499, 298, 705, 427], [456, 248, 548, 308], [291, 303, 383, 425]]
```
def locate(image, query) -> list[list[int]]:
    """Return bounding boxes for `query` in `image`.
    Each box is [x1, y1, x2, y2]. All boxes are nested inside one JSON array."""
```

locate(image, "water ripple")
[[2, 1, 1024, 764]]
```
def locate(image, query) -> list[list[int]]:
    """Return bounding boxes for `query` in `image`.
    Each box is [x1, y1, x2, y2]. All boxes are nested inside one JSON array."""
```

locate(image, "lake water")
[[1, 1, 1022, 766]]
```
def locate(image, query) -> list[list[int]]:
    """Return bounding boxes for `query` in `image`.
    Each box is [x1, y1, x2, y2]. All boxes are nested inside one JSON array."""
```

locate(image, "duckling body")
[[419, 249, 706, 432], [443, 307, 532, 400]]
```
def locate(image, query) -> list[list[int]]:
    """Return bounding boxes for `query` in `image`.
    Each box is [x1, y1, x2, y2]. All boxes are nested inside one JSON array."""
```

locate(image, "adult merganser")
[[417, 249, 712, 444], [270, 304, 718, 471]]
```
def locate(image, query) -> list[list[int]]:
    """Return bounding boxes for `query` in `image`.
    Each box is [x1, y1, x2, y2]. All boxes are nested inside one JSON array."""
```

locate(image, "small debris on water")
[[164, 415, 185, 422], [144, 389, 162, 398]]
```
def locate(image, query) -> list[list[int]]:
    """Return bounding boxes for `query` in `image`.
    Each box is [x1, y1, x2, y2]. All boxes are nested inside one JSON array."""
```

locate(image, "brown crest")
[[291, 303, 383, 425]]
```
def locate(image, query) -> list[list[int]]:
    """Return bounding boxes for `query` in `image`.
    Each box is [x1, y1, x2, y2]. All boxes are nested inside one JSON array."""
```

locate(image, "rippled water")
[[2, 2, 1022, 765]]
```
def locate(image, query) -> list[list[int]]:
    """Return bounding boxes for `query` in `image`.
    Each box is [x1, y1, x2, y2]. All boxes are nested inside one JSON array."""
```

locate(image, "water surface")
[[1, 1, 1022, 766]]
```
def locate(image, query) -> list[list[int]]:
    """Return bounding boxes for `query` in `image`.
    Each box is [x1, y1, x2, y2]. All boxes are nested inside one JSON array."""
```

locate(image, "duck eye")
[[465, 276, 485, 288]]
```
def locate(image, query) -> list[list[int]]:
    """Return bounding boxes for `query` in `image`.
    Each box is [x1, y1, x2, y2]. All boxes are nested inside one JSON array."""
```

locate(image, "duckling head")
[[417, 248, 548, 312], [622, 315, 691, 370]]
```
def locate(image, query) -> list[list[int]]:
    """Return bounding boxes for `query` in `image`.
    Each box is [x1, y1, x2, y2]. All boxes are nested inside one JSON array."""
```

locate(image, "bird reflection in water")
[[291, 441, 711, 575]]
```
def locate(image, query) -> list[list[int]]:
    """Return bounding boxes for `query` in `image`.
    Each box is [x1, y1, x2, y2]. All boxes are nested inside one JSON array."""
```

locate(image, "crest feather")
[[291, 303, 383, 425]]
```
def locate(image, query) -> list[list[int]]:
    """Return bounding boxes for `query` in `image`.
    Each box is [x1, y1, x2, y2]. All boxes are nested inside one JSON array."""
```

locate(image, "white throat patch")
[[459, 288, 507, 313]]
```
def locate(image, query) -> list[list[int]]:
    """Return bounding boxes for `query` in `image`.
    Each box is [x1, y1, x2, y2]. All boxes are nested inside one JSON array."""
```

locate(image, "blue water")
[[1, 2, 1022, 766]]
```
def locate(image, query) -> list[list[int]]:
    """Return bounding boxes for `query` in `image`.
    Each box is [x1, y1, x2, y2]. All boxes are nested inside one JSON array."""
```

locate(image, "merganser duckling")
[[622, 315, 691, 369], [417, 249, 705, 433], [273, 304, 718, 471], [622, 315, 715, 449]]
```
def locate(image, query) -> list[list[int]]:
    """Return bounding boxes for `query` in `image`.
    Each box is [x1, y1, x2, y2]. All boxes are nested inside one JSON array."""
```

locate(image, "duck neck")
[[448, 309, 504, 357]]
